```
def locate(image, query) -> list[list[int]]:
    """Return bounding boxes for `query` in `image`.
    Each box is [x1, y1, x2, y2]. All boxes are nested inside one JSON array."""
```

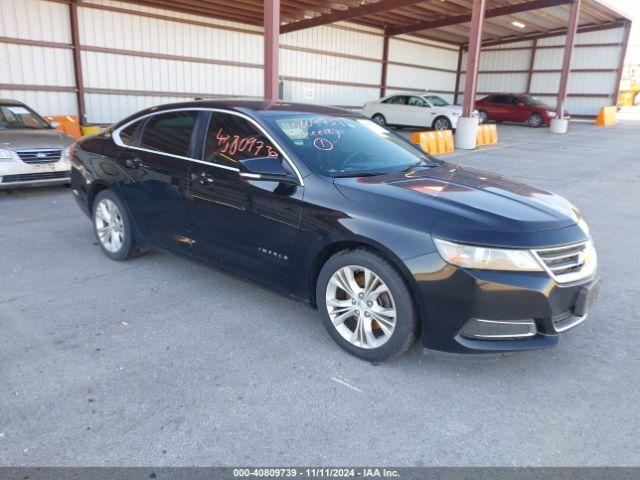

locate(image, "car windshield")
[[521, 96, 547, 106], [424, 95, 450, 107], [0, 104, 50, 129], [271, 115, 434, 177]]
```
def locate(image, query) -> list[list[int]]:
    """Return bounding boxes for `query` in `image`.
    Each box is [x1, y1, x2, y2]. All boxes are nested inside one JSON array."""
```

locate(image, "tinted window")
[[490, 95, 510, 104], [383, 96, 407, 105], [408, 96, 425, 107], [119, 120, 143, 146], [204, 112, 282, 169], [140, 111, 198, 157]]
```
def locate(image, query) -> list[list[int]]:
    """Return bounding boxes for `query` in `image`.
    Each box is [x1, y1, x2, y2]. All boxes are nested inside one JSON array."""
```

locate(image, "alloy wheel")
[[325, 265, 397, 349], [434, 118, 451, 130], [95, 198, 125, 253], [372, 114, 386, 126], [529, 113, 542, 127]]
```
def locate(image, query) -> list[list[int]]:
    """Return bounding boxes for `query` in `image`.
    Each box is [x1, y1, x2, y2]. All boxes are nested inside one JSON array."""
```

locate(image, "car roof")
[[0, 99, 26, 106], [116, 98, 359, 126]]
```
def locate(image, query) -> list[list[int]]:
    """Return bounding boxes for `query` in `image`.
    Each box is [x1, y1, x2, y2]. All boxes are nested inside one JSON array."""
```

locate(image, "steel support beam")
[[263, 0, 280, 100], [453, 46, 463, 105], [556, 0, 581, 118], [380, 35, 389, 98], [69, 0, 86, 125], [526, 39, 538, 93], [462, 0, 486, 117], [612, 21, 632, 105]]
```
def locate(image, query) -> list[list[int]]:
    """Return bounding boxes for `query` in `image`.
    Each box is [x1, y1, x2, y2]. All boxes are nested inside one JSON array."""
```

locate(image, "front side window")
[[0, 104, 49, 130], [408, 96, 425, 107], [119, 120, 144, 146], [271, 114, 433, 177], [204, 112, 282, 169], [140, 111, 199, 157], [521, 95, 547, 106]]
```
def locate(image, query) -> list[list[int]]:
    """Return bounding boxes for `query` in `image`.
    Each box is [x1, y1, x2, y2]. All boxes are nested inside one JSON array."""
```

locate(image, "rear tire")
[[316, 249, 418, 362], [92, 189, 135, 261], [528, 112, 543, 128], [372, 113, 387, 126]]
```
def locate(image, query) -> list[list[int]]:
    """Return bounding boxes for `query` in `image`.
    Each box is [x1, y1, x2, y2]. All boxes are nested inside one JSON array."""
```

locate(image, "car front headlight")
[[434, 238, 543, 272], [0, 148, 19, 162], [60, 144, 74, 165]]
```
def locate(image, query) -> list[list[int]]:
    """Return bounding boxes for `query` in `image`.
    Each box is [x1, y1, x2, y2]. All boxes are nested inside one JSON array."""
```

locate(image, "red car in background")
[[476, 94, 562, 128]]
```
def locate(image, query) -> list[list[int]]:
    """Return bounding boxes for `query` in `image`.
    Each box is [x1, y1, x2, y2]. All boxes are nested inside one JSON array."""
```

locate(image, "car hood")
[[334, 161, 580, 244], [0, 128, 74, 150]]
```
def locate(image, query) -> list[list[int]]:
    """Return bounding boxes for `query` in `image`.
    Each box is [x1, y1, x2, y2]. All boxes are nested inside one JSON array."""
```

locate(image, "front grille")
[[16, 149, 62, 164], [533, 241, 596, 284], [1, 171, 70, 183]]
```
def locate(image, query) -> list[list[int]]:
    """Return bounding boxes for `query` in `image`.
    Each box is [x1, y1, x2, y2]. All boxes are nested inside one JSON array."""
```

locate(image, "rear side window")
[[140, 111, 199, 157], [203, 112, 282, 169], [383, 96, 407, 105]]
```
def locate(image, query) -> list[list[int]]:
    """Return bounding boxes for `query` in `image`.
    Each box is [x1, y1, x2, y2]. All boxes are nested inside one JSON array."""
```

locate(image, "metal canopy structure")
[[125, 0, 630, 47]]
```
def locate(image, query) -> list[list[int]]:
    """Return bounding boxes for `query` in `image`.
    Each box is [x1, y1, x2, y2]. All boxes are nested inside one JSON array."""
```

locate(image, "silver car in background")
[[0, 100, 75, 188]]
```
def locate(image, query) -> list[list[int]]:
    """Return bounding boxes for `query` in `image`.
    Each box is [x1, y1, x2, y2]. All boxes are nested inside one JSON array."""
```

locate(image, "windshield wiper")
[[332, 171, 385, 178]]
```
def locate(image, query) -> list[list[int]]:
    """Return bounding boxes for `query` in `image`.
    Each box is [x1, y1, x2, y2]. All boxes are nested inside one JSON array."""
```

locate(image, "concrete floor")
[[1, 121, 639, 466]]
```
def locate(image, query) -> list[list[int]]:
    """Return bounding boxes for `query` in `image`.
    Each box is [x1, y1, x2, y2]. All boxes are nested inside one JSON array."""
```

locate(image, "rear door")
[[381, 95, 408, 125], [115, 109, 202, 252], [406, 96, 430, 127], [187, 110, 303, 289], [485, 95, 511, 121]]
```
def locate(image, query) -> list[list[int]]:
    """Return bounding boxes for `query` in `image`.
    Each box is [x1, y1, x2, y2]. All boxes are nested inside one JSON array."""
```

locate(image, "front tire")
[[316, 249, 418, 362], [432, 116, 452, 131], [528, 112, 543, 128], [93, 189, 135, 261]]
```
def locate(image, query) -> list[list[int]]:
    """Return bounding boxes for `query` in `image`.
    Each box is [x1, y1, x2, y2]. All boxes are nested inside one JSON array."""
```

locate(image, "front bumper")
[[0, 171, 70, 188], [405, 252, 599, 354], [0, 160, 71, 188]]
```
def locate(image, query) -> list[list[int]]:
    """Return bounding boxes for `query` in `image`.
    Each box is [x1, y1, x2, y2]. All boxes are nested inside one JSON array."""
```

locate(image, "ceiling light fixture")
[[512, 21, 526, 29]]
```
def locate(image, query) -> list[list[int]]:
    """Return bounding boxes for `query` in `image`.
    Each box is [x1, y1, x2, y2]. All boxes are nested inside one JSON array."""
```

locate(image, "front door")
[[188, 111, 303, 289], [115, 110, 201, 251]]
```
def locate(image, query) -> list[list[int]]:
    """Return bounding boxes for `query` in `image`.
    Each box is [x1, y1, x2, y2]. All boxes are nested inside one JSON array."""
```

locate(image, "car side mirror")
[[238, 156, 298, 185]]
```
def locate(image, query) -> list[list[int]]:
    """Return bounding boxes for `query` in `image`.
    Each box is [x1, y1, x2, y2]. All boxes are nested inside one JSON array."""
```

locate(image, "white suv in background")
[[362, 94, 475, 131], [0, 100, 74, 188]]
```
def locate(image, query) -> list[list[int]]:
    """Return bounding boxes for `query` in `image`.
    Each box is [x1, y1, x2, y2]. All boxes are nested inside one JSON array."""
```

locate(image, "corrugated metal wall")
[[0, 0, 626, 122], [0, 0, 77, 115], [386, 36, 458, 103], [458, 28, 626, 116]]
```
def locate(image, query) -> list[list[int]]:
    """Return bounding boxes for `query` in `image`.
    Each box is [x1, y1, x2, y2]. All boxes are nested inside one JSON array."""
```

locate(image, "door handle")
[[197, 171, 215, 185], [125, 157, 144, 169]]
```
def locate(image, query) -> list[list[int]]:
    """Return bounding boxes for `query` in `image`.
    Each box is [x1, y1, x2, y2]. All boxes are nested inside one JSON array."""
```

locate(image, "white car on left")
[[0, 99, 75, 189], [362, 94, 474, 131]]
